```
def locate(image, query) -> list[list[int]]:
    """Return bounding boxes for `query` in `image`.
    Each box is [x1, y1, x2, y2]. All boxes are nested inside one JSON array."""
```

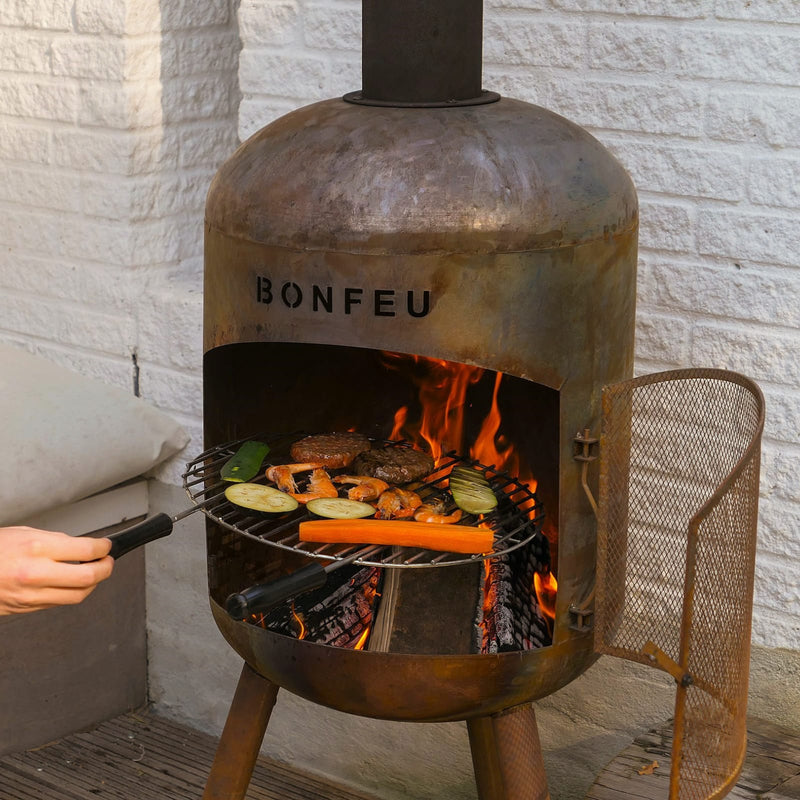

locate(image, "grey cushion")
[[0, 345, 189, 526]]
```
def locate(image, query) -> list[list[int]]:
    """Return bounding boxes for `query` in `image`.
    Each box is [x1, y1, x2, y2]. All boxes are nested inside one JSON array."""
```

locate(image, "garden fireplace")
[[197, 2, 763, 798]]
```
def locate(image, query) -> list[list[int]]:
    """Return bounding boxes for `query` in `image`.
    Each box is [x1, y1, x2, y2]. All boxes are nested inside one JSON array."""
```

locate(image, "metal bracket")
[[642, 641, 694, 686], [573, 428, 599, 517], [642, 641, 738, 716], [573, 428, 598, 463], [568, 601, 594, 632]]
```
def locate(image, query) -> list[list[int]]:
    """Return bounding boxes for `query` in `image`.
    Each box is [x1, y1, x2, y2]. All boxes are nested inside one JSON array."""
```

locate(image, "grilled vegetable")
[[448, 466, 498, 515], [299, 519, 494, 554], [225, 483, 298, 514], [221, 440, 271, 483], [306, 497, 375, 520]]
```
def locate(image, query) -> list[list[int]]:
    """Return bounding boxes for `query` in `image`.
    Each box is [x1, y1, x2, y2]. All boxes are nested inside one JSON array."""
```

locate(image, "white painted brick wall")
[[0, 0, 240, 487], [234, 1, 800, 655]]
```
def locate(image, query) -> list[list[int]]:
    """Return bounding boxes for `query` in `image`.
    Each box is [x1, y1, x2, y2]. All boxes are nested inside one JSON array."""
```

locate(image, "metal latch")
[[643, 641, 738, 715], [568, 428, 599, 630], [642, 641, 693, 686], [573, 428, 598, 517], [568, 601, 593, 632]]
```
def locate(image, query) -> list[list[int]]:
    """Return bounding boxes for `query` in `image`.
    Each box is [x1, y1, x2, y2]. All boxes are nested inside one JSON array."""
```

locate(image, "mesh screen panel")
[[595, 369, 764, 800]]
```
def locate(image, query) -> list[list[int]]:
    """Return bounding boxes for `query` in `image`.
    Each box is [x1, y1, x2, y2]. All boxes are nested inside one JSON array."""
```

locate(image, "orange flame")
[[382, 352, 538, 511], [382, 353, 483, 464], [389, 405, 408, 441], [353, 626, 370, 650], [290, 604, 307, 640], [533, 571, 558, 620], [470, 370, 538, 508], [384, 352, 557, 636]]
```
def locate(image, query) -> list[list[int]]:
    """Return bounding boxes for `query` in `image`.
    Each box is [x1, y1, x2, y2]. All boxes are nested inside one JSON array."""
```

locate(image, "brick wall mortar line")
[[639, 306, 800, 335], [640, 192, 799, 216]]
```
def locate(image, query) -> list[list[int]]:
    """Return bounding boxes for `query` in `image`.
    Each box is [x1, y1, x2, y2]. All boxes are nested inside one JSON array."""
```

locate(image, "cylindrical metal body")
[[204, 95, 638, 722]]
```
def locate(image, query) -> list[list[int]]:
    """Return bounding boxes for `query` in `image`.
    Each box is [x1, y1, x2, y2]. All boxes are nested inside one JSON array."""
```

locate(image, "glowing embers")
[[251, 565, 381, 649], [479, 538, 554, 654]]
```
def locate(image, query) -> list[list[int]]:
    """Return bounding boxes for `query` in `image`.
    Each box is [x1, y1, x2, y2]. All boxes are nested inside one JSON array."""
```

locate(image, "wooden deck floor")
[[586, 716, 800, 800], [0, 710, 381, 800], [2, 710, 798, 799]]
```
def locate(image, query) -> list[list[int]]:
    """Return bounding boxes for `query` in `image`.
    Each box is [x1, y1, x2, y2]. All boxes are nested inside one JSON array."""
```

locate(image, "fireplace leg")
[[202, 662, 279, 800], [467, 704, 550, 800]]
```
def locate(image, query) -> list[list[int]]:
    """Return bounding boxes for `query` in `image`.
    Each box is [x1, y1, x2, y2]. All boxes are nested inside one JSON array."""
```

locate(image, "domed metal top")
[[207, 97, 637, 255]]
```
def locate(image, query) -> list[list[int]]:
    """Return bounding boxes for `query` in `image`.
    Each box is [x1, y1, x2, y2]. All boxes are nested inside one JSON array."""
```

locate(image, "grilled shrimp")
[[291, 468, 339, 504], [265, 462, 323, 493], [375, 487, 422, 519], [333, 475, 390, 502], [413, 501, 463, 524]]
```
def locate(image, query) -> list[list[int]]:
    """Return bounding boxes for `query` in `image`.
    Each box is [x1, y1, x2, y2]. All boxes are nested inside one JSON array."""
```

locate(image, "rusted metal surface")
[[211, 600, 595, 722], [468, 704, 551, 800], [203, 87, 638, 723], [202, 663, 279, 800], [204, 98, 637, 258], [594, 369, 765, 800]]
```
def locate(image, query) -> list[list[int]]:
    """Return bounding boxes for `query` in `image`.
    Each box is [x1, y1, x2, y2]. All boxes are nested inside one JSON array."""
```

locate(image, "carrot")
[[298, 519, 494, 554]]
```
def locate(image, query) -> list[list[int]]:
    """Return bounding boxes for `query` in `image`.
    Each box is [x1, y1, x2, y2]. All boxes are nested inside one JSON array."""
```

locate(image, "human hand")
[[0, 527, 113, 615]]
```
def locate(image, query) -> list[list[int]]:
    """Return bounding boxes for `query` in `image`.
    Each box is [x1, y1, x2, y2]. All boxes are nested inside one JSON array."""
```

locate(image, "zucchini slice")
[[225, 483, 298, 514], [306, 497, 376, 520], [449, 465, 491, 486], [448, 467, 498, 515], [221, 440, 271, 483]]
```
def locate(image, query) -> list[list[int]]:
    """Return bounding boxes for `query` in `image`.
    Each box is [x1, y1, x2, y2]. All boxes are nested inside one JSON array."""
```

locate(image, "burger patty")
[[289, 432, 371, 469], [352, 447, 434, 485]]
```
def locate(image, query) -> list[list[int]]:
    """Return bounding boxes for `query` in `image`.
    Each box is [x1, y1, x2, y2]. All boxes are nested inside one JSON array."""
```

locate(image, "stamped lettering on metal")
[[256, 276, 431, 318]]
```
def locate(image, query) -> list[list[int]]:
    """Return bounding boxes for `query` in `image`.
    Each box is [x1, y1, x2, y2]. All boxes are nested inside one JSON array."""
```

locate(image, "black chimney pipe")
[[345, 0, 499, 107]]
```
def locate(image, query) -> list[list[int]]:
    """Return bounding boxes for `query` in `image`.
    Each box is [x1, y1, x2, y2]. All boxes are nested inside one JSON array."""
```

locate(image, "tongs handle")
[[225, 563, 328, 620], [107, 513, 175, 559]]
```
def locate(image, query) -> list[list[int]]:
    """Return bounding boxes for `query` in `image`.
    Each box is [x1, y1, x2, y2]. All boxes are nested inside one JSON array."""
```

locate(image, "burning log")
[[479, 533, 553, 653], [259, 565, 382, 649]]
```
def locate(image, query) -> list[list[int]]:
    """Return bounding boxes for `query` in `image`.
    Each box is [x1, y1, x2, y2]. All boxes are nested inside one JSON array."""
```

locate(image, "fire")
[[472, 372, 511, 471], [470, 370, 538, 511], [290, 604, 307, 640], [389, 405, 408, 441], [382, 353, 483, 464], [353, 626, 370, 650], [382, 351, 538, 507], [533, 571, 558, 621]]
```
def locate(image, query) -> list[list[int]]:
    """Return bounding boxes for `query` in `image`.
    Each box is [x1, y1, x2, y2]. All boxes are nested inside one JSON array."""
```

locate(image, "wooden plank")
[[0, 765, 83, 800], [587, 717, 800, 800], [764, 774, 800, 800], [0, 711, 382, 800]]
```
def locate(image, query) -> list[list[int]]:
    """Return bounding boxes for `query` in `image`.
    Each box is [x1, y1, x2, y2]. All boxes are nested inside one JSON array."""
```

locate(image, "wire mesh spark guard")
[[595, 368, 764, 800]]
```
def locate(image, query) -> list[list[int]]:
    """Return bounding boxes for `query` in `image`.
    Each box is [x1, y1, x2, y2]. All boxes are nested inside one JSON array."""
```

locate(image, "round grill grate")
[[183, 433, 545, 569]]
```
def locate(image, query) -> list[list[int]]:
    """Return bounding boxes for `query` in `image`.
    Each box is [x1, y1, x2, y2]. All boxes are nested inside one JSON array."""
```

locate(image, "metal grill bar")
[[183, 435, 544, 569]]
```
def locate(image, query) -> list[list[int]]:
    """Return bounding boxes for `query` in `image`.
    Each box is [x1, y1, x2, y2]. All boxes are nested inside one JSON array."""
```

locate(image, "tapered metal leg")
[[202, 663, 279, 800], [467, 704, 550, 800]]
